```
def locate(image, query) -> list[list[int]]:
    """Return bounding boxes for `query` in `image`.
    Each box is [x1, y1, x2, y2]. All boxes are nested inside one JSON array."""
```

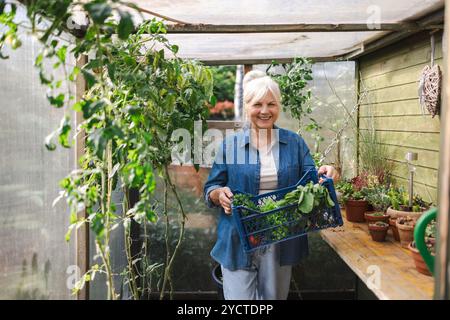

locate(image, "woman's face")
[[247, 90, 280, 130]]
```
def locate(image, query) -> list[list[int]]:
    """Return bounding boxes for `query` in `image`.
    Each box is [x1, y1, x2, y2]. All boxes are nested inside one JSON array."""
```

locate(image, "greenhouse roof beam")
[[200, 57, 337, 66], [165, 23, 443, 34]]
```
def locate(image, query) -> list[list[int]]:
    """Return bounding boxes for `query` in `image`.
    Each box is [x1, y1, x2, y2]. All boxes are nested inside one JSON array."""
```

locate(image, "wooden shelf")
[[320, 210, 434, 300]]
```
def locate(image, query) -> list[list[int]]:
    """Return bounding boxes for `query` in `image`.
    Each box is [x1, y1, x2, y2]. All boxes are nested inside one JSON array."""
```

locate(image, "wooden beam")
[[435, 3, 450, 300], [343, 9, 444, 60], [200, 56, 336, 66], [166, 23, 443, 34]]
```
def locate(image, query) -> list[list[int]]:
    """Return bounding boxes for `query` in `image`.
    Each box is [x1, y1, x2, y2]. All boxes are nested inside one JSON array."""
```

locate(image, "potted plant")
[[365, 212, 389, 223], [389, 217, 401, 242], [365, 185, 390, 223], [387, 187, 430, 220], [396, 216, 416, 248], [337, 176, 369, 223], [409, 238, 435, 276], [368, 221, 389, 242]]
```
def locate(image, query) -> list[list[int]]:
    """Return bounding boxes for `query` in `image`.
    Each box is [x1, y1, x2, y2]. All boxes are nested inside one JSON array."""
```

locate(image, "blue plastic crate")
[[231, 169, 343, 252]]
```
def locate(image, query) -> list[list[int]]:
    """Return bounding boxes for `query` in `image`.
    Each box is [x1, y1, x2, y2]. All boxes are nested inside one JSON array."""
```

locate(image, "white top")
[[258, 141, 278, 195]]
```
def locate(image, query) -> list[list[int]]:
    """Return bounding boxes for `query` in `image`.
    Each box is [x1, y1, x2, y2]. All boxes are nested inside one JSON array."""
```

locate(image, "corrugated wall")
[[358, 32, 442, 203]]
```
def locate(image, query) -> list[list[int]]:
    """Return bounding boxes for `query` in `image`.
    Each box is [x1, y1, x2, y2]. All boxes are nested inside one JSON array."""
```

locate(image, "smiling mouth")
[[258, 116, 272, 120]]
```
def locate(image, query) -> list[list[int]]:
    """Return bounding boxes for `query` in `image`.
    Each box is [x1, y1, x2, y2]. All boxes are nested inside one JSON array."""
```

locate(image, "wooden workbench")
[[320, 210, 434, 300]]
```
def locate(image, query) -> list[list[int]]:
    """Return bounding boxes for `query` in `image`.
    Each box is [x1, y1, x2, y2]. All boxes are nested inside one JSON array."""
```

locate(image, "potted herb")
[[387, 187, 430, 220], [396, 216, 416, 248], [337, 176, 368, 223], [368, 221, 389, 242]]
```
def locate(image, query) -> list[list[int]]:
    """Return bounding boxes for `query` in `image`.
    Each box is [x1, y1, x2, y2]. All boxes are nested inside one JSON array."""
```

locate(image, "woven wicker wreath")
[[418, 64, 441, 118]]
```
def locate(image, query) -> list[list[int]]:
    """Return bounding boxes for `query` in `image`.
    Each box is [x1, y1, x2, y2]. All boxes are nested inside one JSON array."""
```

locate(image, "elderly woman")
[[203, 70, 339, 300]]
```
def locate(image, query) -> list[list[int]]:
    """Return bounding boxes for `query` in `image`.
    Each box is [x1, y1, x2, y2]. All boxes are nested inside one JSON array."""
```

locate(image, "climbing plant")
[[0, 0, 213, 300], [267, 57, 324, 164]]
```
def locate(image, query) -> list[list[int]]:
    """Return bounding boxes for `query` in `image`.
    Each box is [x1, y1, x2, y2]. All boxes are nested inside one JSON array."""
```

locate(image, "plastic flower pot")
[[345, 199, 368, 222], [368, 222, 389, 242], [408, 242, 433, 276], [396, 218, 416, 248], [389, 217, 400, 241], [364, 212, 389, 223]]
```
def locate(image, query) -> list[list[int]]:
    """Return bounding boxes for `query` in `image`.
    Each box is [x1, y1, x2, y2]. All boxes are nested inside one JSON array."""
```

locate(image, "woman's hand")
[[210, 187, 234, 215], [318, 165, 340, 184]]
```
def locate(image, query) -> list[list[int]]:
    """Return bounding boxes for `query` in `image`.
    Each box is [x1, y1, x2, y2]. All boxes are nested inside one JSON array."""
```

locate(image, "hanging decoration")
[[418, 33, 441, 118]]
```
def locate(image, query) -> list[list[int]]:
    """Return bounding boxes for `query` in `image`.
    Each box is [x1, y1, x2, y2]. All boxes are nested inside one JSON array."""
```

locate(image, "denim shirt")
[[203, 125, 317, 271]]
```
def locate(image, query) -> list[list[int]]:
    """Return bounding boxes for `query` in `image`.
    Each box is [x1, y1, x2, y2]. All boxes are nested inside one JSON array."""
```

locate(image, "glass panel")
[[0, 31, 76, 299]]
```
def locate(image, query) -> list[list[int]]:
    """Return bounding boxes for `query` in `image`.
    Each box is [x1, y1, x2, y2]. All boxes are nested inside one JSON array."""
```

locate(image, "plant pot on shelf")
[[389, 217, 400, 241], [386, 207, 425, 220], [408, 242, 433, 276], [368, 221, 389, 242], [345, 199, 368, 222], [396, 217, 416, 248], [364, 212, 389, 223]]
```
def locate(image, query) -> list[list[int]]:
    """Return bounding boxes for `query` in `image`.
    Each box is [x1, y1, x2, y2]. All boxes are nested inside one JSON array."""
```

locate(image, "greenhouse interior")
[[1, 0, 450, 302]]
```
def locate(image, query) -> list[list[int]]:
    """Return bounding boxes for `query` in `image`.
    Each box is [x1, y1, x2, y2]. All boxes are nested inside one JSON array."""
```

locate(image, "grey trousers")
[[221, 244, 292, 300]]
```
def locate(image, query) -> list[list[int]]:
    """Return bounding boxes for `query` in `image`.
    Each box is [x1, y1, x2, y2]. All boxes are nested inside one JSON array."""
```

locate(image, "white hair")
[[242, 70, 281, 122]]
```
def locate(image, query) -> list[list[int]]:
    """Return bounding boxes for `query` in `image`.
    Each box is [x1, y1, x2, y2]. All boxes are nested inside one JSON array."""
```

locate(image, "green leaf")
[[118, 11, 134, 40], [78, 99, 105, 119], [88, 128, 107, 158], [35, 53, 44, 67], [146, 210, 157, 223], [39, 70, 52, 85], [58, 116, 71, 148], [209, 95, 217, 106], [298, 192, 314, 214], [171, 44, 179, 54], [45, 132, 57, 151], [84, 2, 112, 25], [91, 213, 105, 237], [47, 93, 65, 108], [56, 45, 67, 63], [81, 69, 97, 87]]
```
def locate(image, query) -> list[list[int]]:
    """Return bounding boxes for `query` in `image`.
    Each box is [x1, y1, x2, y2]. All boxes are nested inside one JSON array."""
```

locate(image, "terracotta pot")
[[389, 217, 400, 241], [368, 223, 389, 242], [364, 212, 389, 223], [386, 207, 424, 220], [408, 242, 433, 276], [396, 220, 415, 248], [345, 200, 368, 223]]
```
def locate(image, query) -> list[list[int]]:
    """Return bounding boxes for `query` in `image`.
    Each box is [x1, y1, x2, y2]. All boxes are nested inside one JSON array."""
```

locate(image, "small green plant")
[[336, 179, 367, 202], [387, 187, 431, 212], [232, 193, 258, 212], [365, 186, 391, 212]]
